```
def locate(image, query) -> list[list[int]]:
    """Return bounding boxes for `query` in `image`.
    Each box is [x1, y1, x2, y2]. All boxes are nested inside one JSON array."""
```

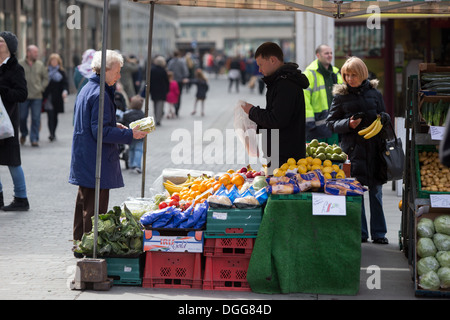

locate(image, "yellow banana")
[[364, 118, 383, 139], [358, 116, 380, 136]]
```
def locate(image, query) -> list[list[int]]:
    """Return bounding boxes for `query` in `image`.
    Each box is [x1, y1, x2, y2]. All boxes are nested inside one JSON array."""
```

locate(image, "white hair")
[[91, 50, 124, 73]]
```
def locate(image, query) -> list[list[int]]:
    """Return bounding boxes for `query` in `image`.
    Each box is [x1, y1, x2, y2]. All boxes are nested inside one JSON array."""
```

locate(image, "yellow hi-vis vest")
[[304, 59, 343, 139]]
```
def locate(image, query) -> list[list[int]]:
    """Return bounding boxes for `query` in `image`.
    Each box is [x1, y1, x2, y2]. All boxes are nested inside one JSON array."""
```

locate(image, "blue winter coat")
[[69, 74, 133, 189]]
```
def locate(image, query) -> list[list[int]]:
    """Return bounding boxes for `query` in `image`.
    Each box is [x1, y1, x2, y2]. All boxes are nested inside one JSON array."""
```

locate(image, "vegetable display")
[[421, 72, 450, 95], [418, 150, 450, 193], [421, 99, 450, 127]]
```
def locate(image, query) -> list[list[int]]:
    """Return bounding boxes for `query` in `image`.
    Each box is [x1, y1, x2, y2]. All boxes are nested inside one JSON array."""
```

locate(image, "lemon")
[[307, 164, 312, 171], [336, 170, 346, 179], [306, 156, 313, 164], [287, 158, 297, 166], [312, 158, 322, 166], [288, 164, 297, 171], [332, 164, 340, 172], [311, 164, 322, 171], [323, 160, 332, 167], [280, 163, 289, 171], [273, 168, 284, 177], [298, 165, 307, 174], [324, 172, 332, 179], [297, 158, 307, 166], [322, 166, 333, 174]]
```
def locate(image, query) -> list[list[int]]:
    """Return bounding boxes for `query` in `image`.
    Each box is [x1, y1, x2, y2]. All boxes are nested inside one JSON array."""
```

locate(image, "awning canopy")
[[132, 0, 450, 19]]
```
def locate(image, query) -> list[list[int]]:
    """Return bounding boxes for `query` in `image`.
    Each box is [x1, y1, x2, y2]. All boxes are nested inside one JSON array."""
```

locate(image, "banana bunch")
[[358, 115, 383, 139], [163, 175, 196, 194]]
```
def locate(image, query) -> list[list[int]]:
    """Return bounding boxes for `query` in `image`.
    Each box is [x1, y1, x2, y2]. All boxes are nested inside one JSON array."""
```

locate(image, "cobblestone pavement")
[[0, 77, 423, 300]]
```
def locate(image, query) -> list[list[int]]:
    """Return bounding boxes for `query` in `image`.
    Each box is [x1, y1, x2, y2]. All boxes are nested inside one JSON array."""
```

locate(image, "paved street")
[[0, 76, 429, 301]]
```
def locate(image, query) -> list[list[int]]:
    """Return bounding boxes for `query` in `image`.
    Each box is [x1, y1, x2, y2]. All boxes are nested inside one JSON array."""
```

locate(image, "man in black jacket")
[[241, 42, 309, 171]]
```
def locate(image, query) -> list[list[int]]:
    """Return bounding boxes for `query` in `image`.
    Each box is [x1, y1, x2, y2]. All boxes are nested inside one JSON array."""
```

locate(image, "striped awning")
[[131, 0, 450, 18]]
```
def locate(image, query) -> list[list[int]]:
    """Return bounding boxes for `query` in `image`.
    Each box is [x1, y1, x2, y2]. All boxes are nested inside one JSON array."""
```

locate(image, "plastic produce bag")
[[436, 251, 450, 267], [0, 96, 14, 140], [417, 256, 440, 276], [417, 237, 437, 258], [417, 218, 435, 238], [434, 215, 450, 235], [234, 100, 260, 158], [140, 206, 175, 227], [419, 271, 441, 290], [433, 233, 450, 251]]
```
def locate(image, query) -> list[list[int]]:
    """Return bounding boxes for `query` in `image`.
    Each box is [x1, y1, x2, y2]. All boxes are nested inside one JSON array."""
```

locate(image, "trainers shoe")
[[2, 197, 30, 211]]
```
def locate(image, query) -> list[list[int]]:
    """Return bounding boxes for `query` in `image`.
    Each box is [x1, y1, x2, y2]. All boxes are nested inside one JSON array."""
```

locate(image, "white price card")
[[312, 193, 346, 216], [212, 212, 228, 220], [430, 194, 450, 208], [429, 126, 445, 141]]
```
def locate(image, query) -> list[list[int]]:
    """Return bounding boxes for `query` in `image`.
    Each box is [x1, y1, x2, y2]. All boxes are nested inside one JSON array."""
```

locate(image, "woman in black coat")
[[43, 53, 68, 141], [326, 56, 390, 244], [0, 31, 29, 211]]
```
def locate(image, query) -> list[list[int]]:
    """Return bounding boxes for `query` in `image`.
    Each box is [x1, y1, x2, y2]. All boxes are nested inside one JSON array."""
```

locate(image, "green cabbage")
[[419, 271, 441, 290], [433, 233, 450, 251], [417, 218, 435, 238], [434, 214, 450, 235], [252, 175, 268, 191], [417, 256, 440, 276], [437, 267, 450, 289], [417, 237, 437, 258], [436, 251, 450, 268]]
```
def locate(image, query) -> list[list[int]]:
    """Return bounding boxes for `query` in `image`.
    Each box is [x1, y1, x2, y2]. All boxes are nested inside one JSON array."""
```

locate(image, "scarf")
[[48, 65, 63, 82], [77, 49, 95, 78]]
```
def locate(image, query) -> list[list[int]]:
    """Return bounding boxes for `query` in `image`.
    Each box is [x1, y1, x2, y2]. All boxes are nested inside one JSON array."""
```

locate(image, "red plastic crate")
[[202, 255, 251, 291], [204, 238, 254, 257], [142, 251, 203, 289]]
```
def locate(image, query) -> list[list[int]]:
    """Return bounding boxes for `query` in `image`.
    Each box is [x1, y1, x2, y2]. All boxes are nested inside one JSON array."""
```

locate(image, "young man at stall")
[[241, 42, 310, 171]]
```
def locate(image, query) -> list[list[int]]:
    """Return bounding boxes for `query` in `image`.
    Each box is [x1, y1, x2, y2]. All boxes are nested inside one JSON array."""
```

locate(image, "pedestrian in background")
[[167, 50, 188, 117], [122, 95, 146, 173], [304, 45, 343, 145], [19, 44, 48, 147], [73, 48, 95, 95], [326, 56, 390, 244], [43, 53, 68, 142], [190, 68, 209, 116], [121, 53, 139, 99], [69, 50, 148, 257], [0, 31, 30, 211], [228, 57, 241, 93], [146, 55, 169, 126], [166, 71, 179, 119]]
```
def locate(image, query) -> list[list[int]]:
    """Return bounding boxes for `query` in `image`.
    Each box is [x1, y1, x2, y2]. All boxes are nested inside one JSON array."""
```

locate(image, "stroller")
[[115, 91, 129, 169]]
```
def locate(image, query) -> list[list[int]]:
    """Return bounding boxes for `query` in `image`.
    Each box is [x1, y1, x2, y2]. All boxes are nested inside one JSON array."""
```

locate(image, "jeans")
[[20, 99, 42, 143], [0, 165, 27, 198], [128, 139, 144, 169], [361, 184, 387, 240]]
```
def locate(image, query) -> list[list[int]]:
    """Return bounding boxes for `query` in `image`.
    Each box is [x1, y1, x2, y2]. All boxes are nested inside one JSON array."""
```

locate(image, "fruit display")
[[306, 139, 347, 162], [272, 157, 346, 180], [358, 115, 383, 139], [418, 150, 450, 192], [421, 99, 450, 127]]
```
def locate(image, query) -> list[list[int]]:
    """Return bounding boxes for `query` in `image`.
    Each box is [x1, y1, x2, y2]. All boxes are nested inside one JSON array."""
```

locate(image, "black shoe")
[[0, 192, 3, 209], [361, 237, 368, 243], [2, 197, 30, 211], [373, 237, 389, 244]]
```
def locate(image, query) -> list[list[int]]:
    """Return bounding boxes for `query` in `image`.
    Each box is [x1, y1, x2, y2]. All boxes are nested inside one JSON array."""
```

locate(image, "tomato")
[[171, 194, 180, 202], [158, 202, 168, 210], [168, 199, 179, 207]]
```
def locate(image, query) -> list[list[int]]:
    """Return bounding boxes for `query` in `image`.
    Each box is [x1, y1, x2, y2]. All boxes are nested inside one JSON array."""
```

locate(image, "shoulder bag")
[[382, 119, 405, 181], [0, 95, 14, 139]]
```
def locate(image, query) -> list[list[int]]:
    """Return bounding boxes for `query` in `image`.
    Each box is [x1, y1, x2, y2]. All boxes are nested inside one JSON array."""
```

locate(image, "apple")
[[253, 171, 262, 177], [240, 167, 247, 173], [246, 171, 254, 178]]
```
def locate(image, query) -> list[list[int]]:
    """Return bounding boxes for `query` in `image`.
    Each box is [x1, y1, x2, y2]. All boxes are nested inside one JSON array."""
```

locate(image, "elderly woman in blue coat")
[[69, 50, 147, 255]]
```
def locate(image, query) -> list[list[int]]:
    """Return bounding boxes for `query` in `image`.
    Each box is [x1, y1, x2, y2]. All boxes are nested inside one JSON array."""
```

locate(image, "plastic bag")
[[436, 251, 450, 267], [417, 256, 440, 276], [417, 237, 437, 258], [417, 218, 435, 238], [434, 215, 450, 235], [419, 271, 441, 290], [324, 179, 367, 196], [433, 233, 450, 251], [0, 96, 14, 140], [234, 100, 260, 157]]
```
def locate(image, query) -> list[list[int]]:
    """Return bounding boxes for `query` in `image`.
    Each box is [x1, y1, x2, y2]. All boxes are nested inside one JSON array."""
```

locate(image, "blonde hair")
[[91, 50, 124, 74], [195, 68, 207, 81], [47, 53, 64, 71], [340, 56, 368, 84]]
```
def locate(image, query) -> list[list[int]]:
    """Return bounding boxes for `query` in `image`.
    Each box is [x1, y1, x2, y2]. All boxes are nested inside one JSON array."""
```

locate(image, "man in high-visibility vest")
[[304, 45, 343, 145]]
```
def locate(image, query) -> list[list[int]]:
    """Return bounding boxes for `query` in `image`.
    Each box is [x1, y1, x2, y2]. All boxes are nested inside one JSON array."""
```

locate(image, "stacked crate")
[[202, 207, 263, 291]]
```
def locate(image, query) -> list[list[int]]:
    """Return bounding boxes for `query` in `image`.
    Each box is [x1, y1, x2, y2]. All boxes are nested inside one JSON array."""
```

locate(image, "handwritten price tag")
[[430, 194, 450, 208], [429, 126, 445, 141], [312, 193, 346, 216]]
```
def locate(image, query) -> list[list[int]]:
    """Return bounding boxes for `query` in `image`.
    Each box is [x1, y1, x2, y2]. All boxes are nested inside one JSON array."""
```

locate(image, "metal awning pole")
[[93, 0, 110, 259], [141, 1, 155, 198]]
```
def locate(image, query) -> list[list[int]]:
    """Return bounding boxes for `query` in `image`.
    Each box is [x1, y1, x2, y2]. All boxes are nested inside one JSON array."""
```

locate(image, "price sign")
[[312, 193, 346, 216], [429, 126, 445, 141], [430, 194, 450, 208]]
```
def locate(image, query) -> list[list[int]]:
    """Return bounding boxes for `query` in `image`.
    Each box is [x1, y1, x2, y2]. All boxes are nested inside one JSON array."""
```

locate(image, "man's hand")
[[241, 102, 254, 115]]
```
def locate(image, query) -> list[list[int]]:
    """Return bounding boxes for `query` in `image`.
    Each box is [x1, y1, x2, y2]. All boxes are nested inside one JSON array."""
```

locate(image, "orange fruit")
[[231, 173, 245, 186], [219, 173, 231, 186]]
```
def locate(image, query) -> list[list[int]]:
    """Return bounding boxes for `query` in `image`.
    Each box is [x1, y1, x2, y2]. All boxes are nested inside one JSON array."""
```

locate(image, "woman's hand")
[[349, 116, 362, 130], [132, 125, 148, 139], [116, 122, 127, 129]]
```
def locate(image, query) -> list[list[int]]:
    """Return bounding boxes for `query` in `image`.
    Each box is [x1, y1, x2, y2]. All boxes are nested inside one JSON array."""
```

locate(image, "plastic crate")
[[105, 256, 143, 286], [204, 238, 254, 257], [415, 145, 450, 198], [203, 255, 251, 291], [205, 207, 263, 238], [142, 251, 202, 289]]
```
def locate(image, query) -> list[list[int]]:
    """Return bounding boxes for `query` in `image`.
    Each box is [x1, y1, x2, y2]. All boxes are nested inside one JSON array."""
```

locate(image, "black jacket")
[[43, 69, 69, 113], [148, 64, 169, 101], [249, 63, 309, 166], [0, 56, 28, 166], [326, 79, 388, 187]]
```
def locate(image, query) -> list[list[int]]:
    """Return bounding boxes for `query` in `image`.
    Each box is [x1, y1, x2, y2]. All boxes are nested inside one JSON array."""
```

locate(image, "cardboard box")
[[143, 229, 204, 253]]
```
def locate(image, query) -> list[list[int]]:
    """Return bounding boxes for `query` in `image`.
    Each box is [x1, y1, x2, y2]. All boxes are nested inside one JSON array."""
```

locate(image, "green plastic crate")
[[105, 255, 143, 286], [205, 207, 263, 238], [415, 145, 450, 198]]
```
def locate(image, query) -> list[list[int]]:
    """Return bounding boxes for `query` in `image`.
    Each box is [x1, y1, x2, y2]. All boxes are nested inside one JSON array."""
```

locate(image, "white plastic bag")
[[234, 100, 260, 158], [0, 95, 14, 140]]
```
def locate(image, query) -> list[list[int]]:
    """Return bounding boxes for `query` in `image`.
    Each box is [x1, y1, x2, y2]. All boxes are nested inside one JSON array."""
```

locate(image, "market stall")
[[401, 63, 450, 297]]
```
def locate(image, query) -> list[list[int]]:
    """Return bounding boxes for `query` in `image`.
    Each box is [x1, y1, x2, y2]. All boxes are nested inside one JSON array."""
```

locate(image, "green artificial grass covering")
[[247, 194, 362, 295]]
